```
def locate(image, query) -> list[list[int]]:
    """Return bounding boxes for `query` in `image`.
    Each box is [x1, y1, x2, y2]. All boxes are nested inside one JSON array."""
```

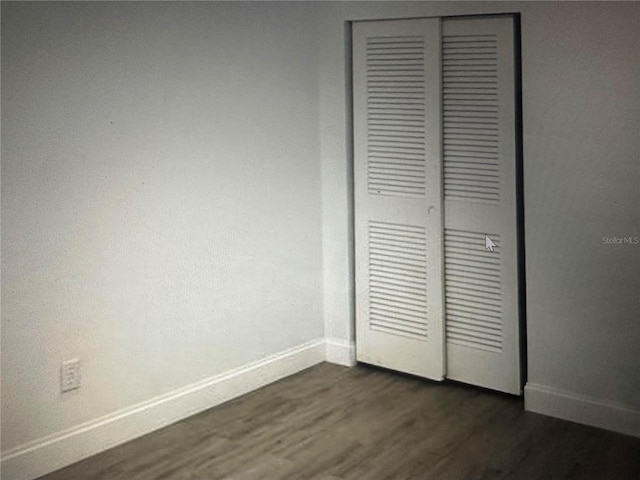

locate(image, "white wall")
[[318, 1, 640, 436], [520, 1, 640, 434], [1, 0, 323, 459], [2, 2, 639, 477]]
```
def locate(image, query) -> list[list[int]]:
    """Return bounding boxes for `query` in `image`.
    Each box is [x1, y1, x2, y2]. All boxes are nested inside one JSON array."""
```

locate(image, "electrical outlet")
[[61, 359, 81, 392]]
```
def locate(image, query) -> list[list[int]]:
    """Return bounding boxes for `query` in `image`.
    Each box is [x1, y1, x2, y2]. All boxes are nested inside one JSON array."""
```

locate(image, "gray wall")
[[1, 1, 323, 452], [522, 1, 640, 407]]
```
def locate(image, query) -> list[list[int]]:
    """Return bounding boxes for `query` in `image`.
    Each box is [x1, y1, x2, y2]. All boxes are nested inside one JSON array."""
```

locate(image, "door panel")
[[442, 17, 521, 394], [353, 19, 445, 380]]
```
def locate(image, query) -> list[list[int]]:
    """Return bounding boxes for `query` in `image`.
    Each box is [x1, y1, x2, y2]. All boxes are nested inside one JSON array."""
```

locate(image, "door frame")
[[346, 12, 527, 393]]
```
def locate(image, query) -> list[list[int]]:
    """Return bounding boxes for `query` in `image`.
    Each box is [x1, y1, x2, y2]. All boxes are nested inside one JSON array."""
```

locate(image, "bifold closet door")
[[354, 15, 521, 394], [353, 19, 445, 380], [442, 16, 520, 394]]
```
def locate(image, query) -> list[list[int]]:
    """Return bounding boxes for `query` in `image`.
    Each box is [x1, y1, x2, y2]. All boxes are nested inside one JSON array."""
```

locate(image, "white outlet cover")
[[61, 359, 81, 392]]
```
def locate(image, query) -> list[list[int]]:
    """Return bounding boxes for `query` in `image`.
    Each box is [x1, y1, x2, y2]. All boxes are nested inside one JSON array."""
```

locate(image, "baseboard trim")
[[1, 338, 325, 480], [325, 337, 356, 367], [525, 382, 640, 438]]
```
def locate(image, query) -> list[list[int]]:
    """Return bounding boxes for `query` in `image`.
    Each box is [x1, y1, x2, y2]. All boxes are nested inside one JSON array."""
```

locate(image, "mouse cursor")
[[485, 234, 496, 252]]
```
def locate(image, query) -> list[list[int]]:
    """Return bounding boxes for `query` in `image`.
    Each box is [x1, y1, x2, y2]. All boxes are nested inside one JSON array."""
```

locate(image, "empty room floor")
[[39, 363, 640, 480]]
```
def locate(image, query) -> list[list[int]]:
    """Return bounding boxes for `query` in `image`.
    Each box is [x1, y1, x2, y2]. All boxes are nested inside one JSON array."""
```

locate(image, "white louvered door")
[[353, 19, 445, 380], [354, 15, 521, 393], [442, 16, 520, 394]]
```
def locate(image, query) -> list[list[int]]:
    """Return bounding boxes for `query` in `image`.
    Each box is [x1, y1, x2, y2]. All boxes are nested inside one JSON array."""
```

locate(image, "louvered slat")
[[369, 221, 428, 339], [367, 36, 426, 197], [443, 34, 500, 204], [445, 229, 503, 352]]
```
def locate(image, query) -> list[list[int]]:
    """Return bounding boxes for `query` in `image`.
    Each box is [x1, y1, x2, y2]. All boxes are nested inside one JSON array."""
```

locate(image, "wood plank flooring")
[[39, 363, 640, 480]]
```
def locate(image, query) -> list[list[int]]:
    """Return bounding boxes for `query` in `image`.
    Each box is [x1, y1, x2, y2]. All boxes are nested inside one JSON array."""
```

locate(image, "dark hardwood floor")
[[39, 363, 640, 480]]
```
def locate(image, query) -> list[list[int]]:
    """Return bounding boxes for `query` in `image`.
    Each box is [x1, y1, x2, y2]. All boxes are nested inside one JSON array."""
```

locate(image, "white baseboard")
[[525, 383, 640, 438], [1, 338, 325, 480], [325, 337, 356, 367]]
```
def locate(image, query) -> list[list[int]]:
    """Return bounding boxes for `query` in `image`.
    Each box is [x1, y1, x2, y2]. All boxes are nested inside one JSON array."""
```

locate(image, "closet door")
[[353, 19, 445, 380], [442, 16, 521, 394]]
